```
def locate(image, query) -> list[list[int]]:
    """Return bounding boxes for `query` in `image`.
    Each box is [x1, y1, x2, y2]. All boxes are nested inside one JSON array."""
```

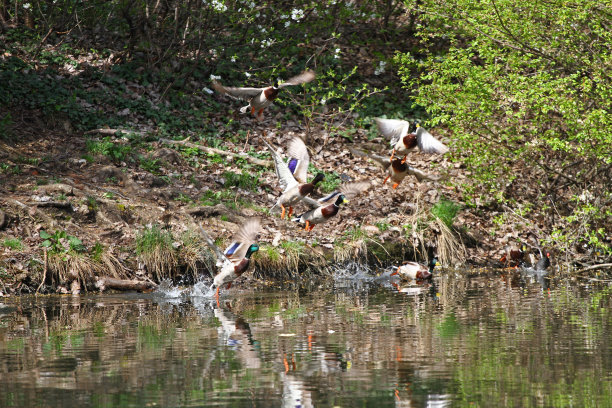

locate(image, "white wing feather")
[[263, 139, 299, 192]]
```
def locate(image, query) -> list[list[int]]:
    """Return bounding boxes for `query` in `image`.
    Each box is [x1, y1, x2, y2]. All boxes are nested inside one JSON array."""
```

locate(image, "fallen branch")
[[159, 138, 273, 168], [30, 201, 73, 210], [85, 128, 143, 136], [575, 263, 612, 275], [95, 277, 158, 292]]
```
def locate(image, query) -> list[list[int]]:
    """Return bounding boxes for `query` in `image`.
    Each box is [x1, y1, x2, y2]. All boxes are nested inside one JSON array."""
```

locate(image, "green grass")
[[222, 171, 260, 191], [135, 225, 174, 255], [431, 197, 461, 228], [3, 238, 24, 251]]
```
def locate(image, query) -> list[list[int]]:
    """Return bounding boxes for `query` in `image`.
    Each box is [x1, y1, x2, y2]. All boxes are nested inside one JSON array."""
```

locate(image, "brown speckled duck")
[[374, 118, 449, 162], [212, 70, 315, 121]]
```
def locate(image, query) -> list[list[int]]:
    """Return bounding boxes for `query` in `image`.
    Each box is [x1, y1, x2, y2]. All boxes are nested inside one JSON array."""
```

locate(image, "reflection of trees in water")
[[0, 278, 610, 406]]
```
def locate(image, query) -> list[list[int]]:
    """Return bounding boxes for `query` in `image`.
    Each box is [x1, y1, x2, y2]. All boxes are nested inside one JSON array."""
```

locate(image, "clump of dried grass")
[[135, 225, 179, 282], [403, 190, 466, 266]]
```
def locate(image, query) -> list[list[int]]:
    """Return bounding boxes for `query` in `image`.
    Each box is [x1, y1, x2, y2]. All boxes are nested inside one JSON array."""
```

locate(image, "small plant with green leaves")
[[86, 137, 133, 163], [375, 221, 390, 232], [139, 156, 162, 174], [40, 230, 86, 256]]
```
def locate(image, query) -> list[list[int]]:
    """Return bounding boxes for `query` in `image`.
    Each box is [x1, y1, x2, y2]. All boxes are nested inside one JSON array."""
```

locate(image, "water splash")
[[155, 279, 186, 299], [332, 261, 374, 281]]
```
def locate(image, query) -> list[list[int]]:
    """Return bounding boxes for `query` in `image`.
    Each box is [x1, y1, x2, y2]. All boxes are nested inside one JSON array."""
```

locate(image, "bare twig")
[[575, 263, 612, 275], [36, 248, 48, 295], [159, 138, 273, 168]]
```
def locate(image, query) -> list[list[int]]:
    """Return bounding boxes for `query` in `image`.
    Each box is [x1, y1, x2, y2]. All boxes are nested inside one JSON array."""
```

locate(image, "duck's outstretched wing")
[[286, 136, 310, 183], [263, 139, 299, 192], [302, 181, 371, 208], [374, 118, 409, 146], [278, 70, 315, 88], [416, 127, 449, 154], [197, 224, 232, 268], [212, 81, 264, 100], [224, 218, 261, 263]]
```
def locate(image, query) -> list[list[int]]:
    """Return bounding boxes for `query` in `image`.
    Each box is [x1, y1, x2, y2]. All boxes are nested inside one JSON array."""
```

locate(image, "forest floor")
[[0, 102, 526, 296]]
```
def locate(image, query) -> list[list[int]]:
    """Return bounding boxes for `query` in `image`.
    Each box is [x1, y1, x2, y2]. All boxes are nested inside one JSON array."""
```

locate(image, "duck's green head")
[[335, 194, 348, 206], [246, 244, 260, 258], [312, 173, 325, 185], [429, 257, 438, 271]]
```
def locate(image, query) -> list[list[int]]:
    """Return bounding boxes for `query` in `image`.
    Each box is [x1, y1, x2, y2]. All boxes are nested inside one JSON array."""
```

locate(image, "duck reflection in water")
[[214, 303, 315, 408]]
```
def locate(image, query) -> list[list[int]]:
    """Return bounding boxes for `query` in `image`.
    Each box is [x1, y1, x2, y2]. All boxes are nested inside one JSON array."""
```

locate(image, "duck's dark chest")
[[234, 258, 250, 276], [391, 159, 408, 173], [298, 183, 315, 196], [402, 133, 417, 149], [321, 204, 339, 218], [264, 87, 279, 100]]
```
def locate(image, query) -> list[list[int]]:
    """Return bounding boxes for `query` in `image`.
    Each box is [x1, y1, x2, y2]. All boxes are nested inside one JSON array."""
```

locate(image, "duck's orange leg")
[[383, 175, 390, 184], [215, 286, 221, 307], [392, 183, 400, 189], [280, 204, 286, 219], [251, 106, 256, 115], [304, 220, 310, 231], [400, 155, 407, 164], [389, 149, 396, 161], [391, 267, 400, 276], [287, 206, 294, 218], [308, 223, 315, 232]]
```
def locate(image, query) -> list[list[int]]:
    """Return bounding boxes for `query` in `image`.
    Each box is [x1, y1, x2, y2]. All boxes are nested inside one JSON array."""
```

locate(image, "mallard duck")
[[391, 258, 437, 281], [500, 243, 526, 267], [212, 70, 315, 121], [264, 138, 324, 219], [296, 181, 371, 231], [374, 118, 449, 162], [365, 151, 438, 188], [292, 193, 348, 231], [286, 136, 310, 183], [197, 219, 260, 303]]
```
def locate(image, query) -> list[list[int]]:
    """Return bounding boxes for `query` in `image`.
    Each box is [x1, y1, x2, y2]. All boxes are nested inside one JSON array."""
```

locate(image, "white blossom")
[[230, 56, 236, 62], [334, 48, 341, 59], [203, 87, 214, 95], [261, 38, 273, 48], [320, 98, 326, 105], [285, 21, 291, 28], [291, 8, 304, 21], [23, 3, 31, 9], [210, 74, 221, 80], [210, 0, 227, 12], [374, 60, 387, 75], [245, 72, 252, 78]]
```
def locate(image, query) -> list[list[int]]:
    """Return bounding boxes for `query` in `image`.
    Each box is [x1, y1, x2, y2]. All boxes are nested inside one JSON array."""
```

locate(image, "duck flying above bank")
[[292, 193, 348, 232], [296, 181, 371, 232], [374, 118, 449, 162], [351, 148, 438, 189], [263, 138, 324, 219], [212, 70, 315, 121], [197, 218, 260, 304]]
